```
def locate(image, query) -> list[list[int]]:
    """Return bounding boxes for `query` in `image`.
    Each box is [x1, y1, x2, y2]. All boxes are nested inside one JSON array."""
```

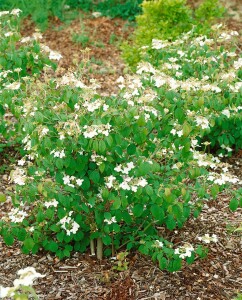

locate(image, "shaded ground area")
[[1, 3, 242, 300]]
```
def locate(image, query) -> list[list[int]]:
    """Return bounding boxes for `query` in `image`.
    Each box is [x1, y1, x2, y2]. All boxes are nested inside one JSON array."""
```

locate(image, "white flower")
[[234, 58, 242, 70], [49, 51, 62, 61], [11, 8, 22, 16], [17, 159, 25, 166], [14, 267, 45, 287], [195, 116, 210, 129], [222, 109, 230, 118], [137, 178, 148, 187], [174, 243, 194, 259], [92, 11, 102, 18], [0, 11, 9, 17], [4, 31, 13, 37], [44, 199, 58, 208], [63, 175, 71, 185], [152, 39, 168, 49], [198, 234, 218, 244], [76, 179, 84, 186], [154, 240, 164, 248], [0, 286, 15, 298], [119, 181, 130, 190], [41, 127, 49, 136], [8, 208, 28, 223], [4, 82, 20, 90], [106, 175, 116, 188], [104, 216, 117, 225]]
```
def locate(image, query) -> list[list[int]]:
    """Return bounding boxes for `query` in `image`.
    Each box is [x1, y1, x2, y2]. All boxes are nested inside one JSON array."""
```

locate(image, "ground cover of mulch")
[[1, 2, 242, 299]]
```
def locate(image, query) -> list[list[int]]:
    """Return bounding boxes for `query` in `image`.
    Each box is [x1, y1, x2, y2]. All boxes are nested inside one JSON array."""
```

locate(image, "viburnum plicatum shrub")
[[137, 24, 242, 155], [0, 22, 241, 272], [0, 10, 58, 148]]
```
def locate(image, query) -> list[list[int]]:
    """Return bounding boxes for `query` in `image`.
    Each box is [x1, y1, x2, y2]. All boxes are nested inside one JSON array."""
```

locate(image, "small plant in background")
[[112, 251, 129, 271], [0, 267, 45, 299], [67, 0, 143, 21], [72, 32, 90, 47]]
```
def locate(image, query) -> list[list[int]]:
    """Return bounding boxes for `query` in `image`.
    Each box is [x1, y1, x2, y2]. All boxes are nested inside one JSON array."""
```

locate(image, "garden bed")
[[0, 2, 242, 299]]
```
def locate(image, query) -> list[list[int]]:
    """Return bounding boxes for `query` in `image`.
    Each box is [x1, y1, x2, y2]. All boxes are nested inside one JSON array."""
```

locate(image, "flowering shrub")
[[0, 10, 241, 272], [0, 10, 57, 150], [135, 24, 242, 154], [0, 267, 44, 299]]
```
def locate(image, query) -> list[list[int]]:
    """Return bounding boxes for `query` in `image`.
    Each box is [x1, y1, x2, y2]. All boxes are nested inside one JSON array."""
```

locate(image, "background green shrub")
[[0, 0, 67, 30], [121, 0, 225, 69]]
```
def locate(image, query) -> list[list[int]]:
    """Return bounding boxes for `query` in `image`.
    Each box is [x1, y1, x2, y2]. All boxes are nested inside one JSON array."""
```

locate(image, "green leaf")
[[48, 241, 59, 253], [0, 193, 6, 203], [99, 140, 106, 153], [112, 198, 121, 210], [183, 122, 191, 137], [89, 170, 100, 184], [132, 204, 144, 217], [102, 235, 112, 245], [36, 211, 45, 223], [127, 143, 136, 155], [81, 177, 90, 191], [151, 204, 164, 222], [159, 257, 167, 270], [23, 238, 35, 251], [57, 231, 65, 242], [56, 158, 64, 169], [165, 215, 176, 230], [229, 198, 239, 211], [4, 234, 14, 246]]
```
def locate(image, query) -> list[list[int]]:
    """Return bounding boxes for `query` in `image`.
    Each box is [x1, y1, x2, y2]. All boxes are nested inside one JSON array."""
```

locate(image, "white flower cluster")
[[63, 174, 84, 187], [4, 82, 20, 90], [207, 172, 241, 185], [193, 152, 218, 168], [83, 99, 105, 112], [57, 72, 86, 89], [114, 162, 135, 174], [83, 123, 111, 138], [59, 211, 80, 236], [50, 149, 65, 158], [105, 175, 116, 189], [119, 176, 148, 192], [44, 199, 59, 208], [38, 126, 49, 138], [104, 216, 117, 225], [8, 207, 28, 223], [0, 9, 22, 18], [105, 174, 148, 192], [0, 267, 44, 298], [195, 116, 210, 129], [153, 240, 164, 248], [197, 234, 218, 244], [10, 168, 26, 186], [151, 39, 169, 49], [174, 243, 194, 259], [40, 44, 62, 61], [90, 153, 107, 166]]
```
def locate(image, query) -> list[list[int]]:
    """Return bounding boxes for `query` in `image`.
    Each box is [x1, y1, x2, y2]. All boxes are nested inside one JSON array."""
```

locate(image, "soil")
[[1, 2, 242, 299]]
